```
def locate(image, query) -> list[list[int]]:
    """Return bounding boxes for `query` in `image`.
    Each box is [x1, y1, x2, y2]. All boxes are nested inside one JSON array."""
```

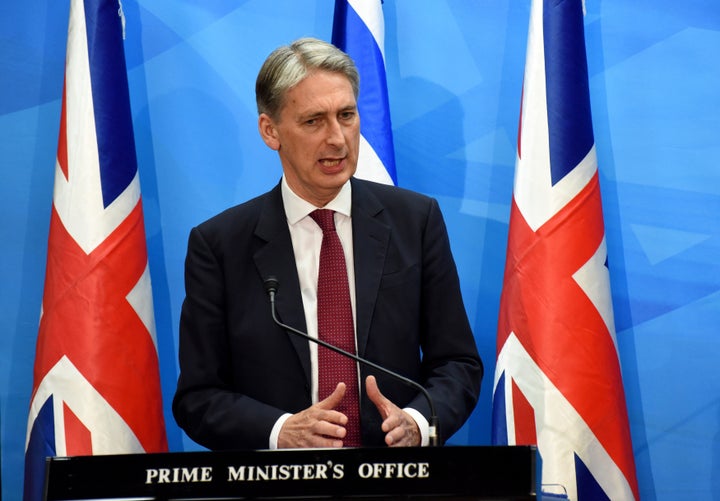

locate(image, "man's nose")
[[325, 118, 345, 146]]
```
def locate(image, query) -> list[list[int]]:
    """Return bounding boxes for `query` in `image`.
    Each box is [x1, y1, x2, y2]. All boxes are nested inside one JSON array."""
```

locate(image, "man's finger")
[[317, 382, 347, 410], [365, 375, 391, 419], [313, 418, 347, 440]]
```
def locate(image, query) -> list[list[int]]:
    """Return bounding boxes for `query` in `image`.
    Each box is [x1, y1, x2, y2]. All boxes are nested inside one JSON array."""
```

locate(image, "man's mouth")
[[320, 158, 342, 167]]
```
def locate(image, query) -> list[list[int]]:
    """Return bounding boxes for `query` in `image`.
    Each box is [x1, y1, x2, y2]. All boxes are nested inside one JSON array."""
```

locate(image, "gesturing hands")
[[277, 376, 421, 448], [365, 375, 421, 447], [277, 382, 350, 449]]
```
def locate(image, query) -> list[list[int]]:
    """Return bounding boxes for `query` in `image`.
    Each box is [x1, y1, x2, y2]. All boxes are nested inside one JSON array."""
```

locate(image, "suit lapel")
[[252, 184, 312, 387], [350, 179, 390, 359], [251, 180, 390, 385]]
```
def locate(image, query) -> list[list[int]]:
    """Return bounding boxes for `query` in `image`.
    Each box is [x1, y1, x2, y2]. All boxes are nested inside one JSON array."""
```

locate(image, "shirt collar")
[[281, 176, 352, 225]]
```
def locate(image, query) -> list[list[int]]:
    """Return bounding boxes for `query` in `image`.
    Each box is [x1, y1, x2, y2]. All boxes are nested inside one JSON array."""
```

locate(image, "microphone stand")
[[264, 277, 439, 446]]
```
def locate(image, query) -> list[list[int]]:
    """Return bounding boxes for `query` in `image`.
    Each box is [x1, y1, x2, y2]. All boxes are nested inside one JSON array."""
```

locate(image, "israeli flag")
[[333, 0, 397, 185]]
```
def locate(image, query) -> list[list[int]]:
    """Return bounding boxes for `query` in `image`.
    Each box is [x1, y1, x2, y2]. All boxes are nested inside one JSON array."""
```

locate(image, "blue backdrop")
[[1, 1, 719, 499]]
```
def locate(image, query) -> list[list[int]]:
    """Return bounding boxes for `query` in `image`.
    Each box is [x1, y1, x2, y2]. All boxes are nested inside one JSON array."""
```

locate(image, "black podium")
[[44, 446, 537, 500]]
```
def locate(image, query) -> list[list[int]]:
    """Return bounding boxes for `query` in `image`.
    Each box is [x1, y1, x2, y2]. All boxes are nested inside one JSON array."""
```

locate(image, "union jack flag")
[[332, 0, 397, 185], [491, 0, 639, 499], [23, 1, 167, 498]]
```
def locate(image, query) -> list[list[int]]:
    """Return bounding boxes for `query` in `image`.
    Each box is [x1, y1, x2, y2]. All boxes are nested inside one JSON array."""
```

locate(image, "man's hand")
[[365, 375, 421, 447], [277, 383, 349, 448]]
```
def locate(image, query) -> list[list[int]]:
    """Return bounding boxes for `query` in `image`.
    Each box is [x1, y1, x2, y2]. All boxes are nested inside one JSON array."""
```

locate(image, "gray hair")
[[255, 37, 360, 120]]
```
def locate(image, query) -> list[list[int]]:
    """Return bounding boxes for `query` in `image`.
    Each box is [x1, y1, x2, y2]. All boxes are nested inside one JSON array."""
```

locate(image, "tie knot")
[[310, 209, 336, 233]]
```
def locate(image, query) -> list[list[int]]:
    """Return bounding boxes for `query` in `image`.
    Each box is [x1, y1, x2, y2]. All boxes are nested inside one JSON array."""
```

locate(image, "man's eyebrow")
[[298, 104, 357, 120], [296, 110, 324, 121]]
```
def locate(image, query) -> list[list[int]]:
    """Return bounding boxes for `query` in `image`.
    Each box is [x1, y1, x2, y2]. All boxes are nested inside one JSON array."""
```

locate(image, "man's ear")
[[258, 113, 280, 151]]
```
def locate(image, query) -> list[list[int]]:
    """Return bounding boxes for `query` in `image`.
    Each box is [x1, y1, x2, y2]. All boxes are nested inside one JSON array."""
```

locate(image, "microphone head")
[[263, 276, 279, 296]]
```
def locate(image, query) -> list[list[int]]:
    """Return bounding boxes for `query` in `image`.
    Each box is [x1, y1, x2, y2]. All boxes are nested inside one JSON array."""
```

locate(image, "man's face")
[[258, 70, 360, 207]]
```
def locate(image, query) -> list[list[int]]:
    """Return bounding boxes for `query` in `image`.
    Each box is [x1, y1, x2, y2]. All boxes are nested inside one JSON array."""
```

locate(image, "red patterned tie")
[[310, 209, 361, 447]]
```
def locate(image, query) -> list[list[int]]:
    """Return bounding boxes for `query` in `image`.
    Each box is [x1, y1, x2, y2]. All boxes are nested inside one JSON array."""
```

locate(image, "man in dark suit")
[[173, 38, 482, 450]]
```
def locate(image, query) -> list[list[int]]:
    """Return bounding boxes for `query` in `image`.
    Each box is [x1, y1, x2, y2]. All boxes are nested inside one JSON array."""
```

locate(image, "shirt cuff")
[[269, 413, 293, 449], [403, 407, 430, 447], [272, 409, 430, 448]]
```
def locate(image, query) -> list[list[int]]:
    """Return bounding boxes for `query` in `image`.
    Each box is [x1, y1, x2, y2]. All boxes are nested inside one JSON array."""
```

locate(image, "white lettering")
[[417, 462, 430, 478], [227, 463, 337, 482], [255, 465, 270, 481], [278, 464, 291, 480], [228, 466, 245, 481], [178, 468, 196, 482], [332, 463, 344, 479], [358, 463, 372, 479], [145, 469, 158, 484], [372, 463, 383, 478], [146, 466, 213, 484], [357, 462, 430, 480], [315, 462, 328, 479]]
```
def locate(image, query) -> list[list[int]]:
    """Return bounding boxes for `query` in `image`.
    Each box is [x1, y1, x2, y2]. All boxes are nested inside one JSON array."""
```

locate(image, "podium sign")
[[44, 446, 537, 500]]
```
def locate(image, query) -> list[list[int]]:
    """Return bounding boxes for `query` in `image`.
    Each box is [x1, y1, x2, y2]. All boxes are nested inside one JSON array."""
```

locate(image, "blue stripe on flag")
[[332, 0, 397, 183], [575, 454, 611, 501], [491, 371, 509, 445], [84, 0, 138, 208], [543, 0, 594, 186], [23, 396, 56, 501]]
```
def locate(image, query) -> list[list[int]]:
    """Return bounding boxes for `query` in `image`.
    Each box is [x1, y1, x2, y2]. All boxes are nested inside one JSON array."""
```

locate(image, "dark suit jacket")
[[172, 177, 482, 449]]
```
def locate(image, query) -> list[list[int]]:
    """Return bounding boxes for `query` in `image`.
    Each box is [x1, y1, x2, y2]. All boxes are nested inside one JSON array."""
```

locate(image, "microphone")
[[263, 276, 439, 446]]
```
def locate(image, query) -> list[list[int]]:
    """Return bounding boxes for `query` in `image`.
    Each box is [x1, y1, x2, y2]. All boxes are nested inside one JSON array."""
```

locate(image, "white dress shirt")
[[268, 177, 428, 448]]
